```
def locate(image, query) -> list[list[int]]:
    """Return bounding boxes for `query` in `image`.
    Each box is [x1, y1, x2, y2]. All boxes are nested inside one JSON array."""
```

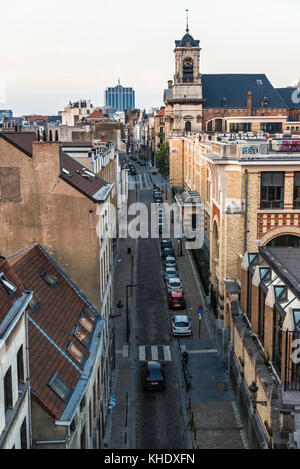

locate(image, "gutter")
[[244, 169, 248, 253]]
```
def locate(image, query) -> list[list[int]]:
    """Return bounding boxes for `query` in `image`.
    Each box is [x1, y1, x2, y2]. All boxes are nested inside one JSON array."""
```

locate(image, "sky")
[[0, 0, 299, 115]]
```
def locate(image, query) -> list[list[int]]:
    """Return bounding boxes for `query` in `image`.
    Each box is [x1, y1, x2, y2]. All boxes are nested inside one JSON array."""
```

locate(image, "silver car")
[[164, 267, 178, 282], [166, 277, 183, 292], [172, 315, 192, 336]]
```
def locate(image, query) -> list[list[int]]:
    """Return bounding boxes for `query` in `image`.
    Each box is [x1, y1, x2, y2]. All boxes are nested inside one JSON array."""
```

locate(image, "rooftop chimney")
[[168, 80, 173, 89], [247, 91, 252, 115]]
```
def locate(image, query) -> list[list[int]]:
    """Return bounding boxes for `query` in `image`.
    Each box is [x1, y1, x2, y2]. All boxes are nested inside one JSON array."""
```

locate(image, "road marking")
[[179, 345, 218, 354], [163, 345, 171, 361], [139, 345, 145, 361], [151, 345, 158, 360], [138, 345, 172, 362]]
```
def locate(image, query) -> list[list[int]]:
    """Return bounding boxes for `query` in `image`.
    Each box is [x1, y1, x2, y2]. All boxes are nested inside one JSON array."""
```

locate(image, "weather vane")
[[185, 8, 189, 33]]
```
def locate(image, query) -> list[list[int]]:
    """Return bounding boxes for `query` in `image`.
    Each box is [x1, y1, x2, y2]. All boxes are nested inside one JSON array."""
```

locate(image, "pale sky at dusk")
[[0, 0, 299, 115]]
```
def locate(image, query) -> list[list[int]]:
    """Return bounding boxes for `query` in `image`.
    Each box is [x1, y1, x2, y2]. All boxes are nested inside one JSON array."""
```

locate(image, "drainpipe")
[[244, 169, 248, 253]]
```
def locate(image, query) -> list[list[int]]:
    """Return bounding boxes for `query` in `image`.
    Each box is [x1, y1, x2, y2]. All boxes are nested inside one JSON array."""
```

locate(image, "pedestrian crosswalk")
[[138, 345, 172, 362], [137, 173, 152, 190]]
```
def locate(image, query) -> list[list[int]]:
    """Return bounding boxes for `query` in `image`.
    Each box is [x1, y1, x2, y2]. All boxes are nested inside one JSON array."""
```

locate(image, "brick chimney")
[[247, 91, 252, 115]]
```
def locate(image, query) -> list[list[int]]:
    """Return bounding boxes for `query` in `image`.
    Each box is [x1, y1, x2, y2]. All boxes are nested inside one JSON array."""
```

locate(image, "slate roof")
[[175, 33, 200, 48], [276, 87, 299, 109], [0, 131, 36, 156], [201, 74, 288, 109], [8, 243, 103, 420], [61, 152, 112, 202]]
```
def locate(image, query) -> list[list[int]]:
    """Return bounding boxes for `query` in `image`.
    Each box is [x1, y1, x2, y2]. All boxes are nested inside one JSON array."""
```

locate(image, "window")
[[293, 310, 300, 332], [28, 296, 40, 313], [83, 305, 97, 323], [274, 285, 288, 303], [260, 172, 284, 209], [80, 315, 93, 333], [49, 373, 72, 401], [69, 342, 85, 364], [294, 172, 300, 209], [246, 270, 252, 321], [260, 122, 282, 133], [17, 345, 24, 385], [260, 267, 271, 283], [20, 417, 27, 449], [74, 327, 90, 347], [40, 269, 58, 288], [4, 367, 13, 414]]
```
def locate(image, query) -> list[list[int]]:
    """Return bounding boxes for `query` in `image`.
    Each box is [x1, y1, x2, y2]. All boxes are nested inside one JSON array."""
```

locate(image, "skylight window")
[[63, 168, 73, 177], [260, 267, 271, 282], [0, 272, 17, 295], [83, 304, 97, 322], [40, 269, 58, 288], [79, 315, 93, 333], [68, 342, 84, 364], [48, 372, 72, 402], [274, 285, 288, 303], [256, 79, 263, 85], [74, 326, 89, 347], [293, 310, 300, 332], [83, 169, 96, 178]]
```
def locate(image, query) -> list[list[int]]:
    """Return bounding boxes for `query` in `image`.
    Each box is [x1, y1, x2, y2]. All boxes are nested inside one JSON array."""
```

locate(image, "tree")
[[156, 138, 169, 177]]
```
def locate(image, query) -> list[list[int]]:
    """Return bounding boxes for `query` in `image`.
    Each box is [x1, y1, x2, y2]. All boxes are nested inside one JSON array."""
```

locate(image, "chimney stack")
[[247, 91, 252, 115], [168, 80, 173, 89]]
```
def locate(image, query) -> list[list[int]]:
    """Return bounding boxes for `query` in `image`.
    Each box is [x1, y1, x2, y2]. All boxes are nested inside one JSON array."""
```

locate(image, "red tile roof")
[[0, 259, 25, 335], [9, 244, 101, 420], [155, 108, 165, 117], [25, 115, 49, 123], [86, 110, 108, 119]]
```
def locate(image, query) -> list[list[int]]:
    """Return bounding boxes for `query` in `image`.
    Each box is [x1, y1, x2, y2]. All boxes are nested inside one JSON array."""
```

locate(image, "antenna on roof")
[[185, 8, 189, 33]]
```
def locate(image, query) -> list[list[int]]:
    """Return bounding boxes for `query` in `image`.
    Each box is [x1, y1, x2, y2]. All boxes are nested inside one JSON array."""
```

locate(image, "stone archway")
[[266, 234, 300, 247]]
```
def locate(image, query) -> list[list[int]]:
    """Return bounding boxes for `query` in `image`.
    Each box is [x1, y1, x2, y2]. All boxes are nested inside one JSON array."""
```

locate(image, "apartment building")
[[0, 259, 32, 449]]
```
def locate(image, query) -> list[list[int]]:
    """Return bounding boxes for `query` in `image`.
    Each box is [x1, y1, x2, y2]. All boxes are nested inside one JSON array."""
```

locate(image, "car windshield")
[[175, 321, 189, 327], [170, 280, 180, 286]]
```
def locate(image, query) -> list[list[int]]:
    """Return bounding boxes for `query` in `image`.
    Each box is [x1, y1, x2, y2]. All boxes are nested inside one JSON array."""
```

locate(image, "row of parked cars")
[[160, 237, 192, 338], [128, 161, 136, 176]]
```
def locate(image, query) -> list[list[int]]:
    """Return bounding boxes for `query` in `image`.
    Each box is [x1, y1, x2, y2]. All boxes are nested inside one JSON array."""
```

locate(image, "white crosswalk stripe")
[[138, 345, 172, 362], [138, 173, 152, 190]]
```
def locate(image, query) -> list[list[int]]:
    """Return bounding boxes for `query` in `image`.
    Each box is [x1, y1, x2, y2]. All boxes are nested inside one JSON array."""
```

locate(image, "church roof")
[[201, 74, 288, 109], [175, 33, 200, 48]]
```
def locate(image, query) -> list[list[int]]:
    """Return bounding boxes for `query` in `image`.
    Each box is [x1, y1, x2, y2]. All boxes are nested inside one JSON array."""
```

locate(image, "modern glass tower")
[[105, 80, 135, 112]]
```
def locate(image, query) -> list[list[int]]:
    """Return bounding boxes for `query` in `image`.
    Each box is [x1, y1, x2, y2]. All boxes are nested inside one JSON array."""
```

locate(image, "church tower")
[[164, 12, 203, 134]]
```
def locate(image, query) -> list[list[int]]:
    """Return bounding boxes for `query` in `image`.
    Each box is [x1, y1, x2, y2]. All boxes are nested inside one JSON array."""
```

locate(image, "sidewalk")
[[170, 225, 248, 449], [105, 189, 138, 449]]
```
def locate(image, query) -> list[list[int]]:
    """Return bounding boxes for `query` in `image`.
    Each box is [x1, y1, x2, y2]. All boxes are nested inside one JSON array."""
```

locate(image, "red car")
[[168, 290, 186, 309]]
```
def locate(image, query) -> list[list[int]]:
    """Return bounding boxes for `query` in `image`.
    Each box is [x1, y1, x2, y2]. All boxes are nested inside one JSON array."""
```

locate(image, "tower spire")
[[185, 8, 189, 33]]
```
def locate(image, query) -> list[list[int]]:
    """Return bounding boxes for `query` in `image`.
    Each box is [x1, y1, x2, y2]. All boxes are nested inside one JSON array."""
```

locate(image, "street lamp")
[[126, 284, 145, 343], [248, 381, 268, 409]]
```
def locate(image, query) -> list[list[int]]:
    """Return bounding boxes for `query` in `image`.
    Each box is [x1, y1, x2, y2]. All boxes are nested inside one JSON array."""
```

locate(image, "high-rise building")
[[105, 80, 135, 112]]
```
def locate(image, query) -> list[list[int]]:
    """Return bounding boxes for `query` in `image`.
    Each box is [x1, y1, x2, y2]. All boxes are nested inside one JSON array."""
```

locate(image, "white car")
[[164, 256, 177, 268], [166, 277, 183, 292], [172, 315, 192, 336]]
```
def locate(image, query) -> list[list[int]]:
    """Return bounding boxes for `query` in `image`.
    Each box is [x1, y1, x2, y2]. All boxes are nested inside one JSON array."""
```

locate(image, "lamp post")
[[126, 284, 145, 343], [248, 381, 268, 410]]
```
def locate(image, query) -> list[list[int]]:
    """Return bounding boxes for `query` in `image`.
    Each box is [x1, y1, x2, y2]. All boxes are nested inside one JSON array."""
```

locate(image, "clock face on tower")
[[183, 57, 193, 67]]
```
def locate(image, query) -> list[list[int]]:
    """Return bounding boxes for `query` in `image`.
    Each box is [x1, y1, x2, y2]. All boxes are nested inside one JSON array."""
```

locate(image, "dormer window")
[[274, 285, 288, 303], [68, 342, 85, 364], [260, 267, 271, 283], [28, 296, 41, 313], [222, 97, 228, 107], [0, 272, 17, 296], [83, 304, 97, 322], [293, 310, 300, 332], [74, 326, 90, 347]]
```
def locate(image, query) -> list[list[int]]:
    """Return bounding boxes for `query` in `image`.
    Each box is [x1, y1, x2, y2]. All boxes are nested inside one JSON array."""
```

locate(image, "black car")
[[161, 239, 172, 249], [130, 169, 137, 175], [144, 361, 165, 390]]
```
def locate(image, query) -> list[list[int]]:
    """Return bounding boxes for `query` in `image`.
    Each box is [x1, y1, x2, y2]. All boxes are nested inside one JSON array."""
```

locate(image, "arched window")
[[185, 121, 191, 132], [267, 235, 300, 247]]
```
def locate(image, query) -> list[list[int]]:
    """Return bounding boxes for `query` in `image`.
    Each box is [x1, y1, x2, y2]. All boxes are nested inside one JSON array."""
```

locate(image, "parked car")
[[155, 197, 163, 204], [161, 239, 172, 250], [164, 256, 177, 268], [171, 315, 192, 336], [152, 170, 158, 175], [166, 277, 183, 292], [153, 189, 161, 198], [164, 266, 178, 282], [168, 291, 186, 309], [158, 222, 163, 233], [161, 247, 175, 258], [144, 361, 165, 390], [130, 169, 137, 175]]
